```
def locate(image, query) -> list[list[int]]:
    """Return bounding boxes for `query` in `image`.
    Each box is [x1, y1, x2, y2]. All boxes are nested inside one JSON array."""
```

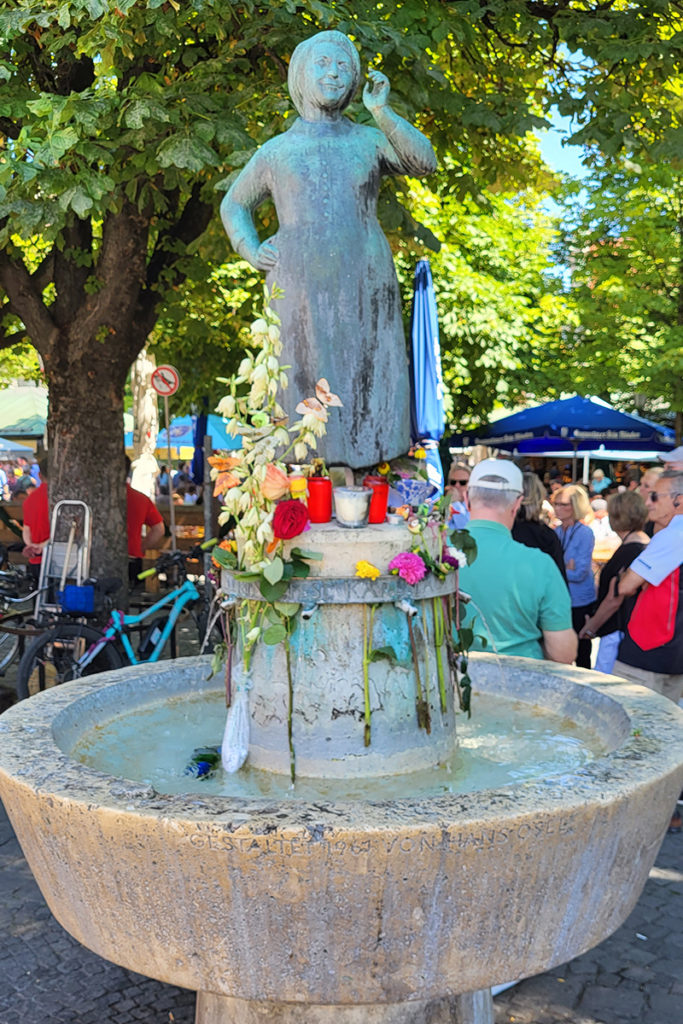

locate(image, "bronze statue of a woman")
[[220, 30, 437, 468]]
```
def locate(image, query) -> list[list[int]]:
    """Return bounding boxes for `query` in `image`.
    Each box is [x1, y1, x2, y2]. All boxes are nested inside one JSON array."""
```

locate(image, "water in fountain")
[[69, 688, 606, 799]]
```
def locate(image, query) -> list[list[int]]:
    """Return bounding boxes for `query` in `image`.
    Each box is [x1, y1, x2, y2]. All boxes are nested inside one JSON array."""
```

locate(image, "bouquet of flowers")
[[211, 287, 341, 574]]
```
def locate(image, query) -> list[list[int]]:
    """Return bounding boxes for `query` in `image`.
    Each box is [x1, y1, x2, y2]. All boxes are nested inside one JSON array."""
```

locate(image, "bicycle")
[[0, 556, 42, 676], [15, 541, 224, 700]]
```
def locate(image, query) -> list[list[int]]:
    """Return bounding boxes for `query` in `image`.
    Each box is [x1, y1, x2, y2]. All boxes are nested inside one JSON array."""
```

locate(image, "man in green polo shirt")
[[458, 459, 576, 663]]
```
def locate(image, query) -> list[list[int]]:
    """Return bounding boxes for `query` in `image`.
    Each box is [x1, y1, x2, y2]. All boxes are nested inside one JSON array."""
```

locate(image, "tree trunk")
[[46, 333, 135, 586]]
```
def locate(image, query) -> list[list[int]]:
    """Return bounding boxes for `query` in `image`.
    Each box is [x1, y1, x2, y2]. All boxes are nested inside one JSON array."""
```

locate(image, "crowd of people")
[[1, 455, 167, 586], [447, 448, 683, 829], [0, 456, 41, 502], [447, 447, 683, 685]]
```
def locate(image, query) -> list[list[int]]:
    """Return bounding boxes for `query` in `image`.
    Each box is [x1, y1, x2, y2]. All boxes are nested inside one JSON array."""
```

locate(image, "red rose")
[[272, 499, 310, 540]]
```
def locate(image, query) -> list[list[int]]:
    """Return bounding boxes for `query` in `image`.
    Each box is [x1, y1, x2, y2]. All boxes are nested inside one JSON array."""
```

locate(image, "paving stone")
[[2, 796, 683, 1023], [579, 983, 647, 1020], [619, 963, 657, 983], [647, 988, 683, 1024]]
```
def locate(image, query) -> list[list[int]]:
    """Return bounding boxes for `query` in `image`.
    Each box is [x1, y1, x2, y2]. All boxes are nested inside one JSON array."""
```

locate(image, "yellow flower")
[[355, 560, 380, 581], [377, 462, 391, 476], [413, 446, 427, 459]]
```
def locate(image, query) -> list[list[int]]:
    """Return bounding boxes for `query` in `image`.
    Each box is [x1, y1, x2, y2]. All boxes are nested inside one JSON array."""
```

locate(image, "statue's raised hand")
[[256, 238, 278, 271], [362, 70, 390, 114]]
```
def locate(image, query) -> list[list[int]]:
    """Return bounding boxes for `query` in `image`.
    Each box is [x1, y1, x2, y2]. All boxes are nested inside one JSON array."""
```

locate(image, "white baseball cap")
[[660, 446, 683, 463], [469, 458, 523, 493]]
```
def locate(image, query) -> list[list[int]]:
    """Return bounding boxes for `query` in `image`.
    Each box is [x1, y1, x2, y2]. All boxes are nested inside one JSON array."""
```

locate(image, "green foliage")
[[3, 0, 683, 445], [0, 340, 42, 385], [397, 178, 573, 429], [553, 159, 683, 421]]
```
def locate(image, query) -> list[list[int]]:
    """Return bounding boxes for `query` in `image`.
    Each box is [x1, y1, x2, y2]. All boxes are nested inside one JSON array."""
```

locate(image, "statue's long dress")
[[225, 117, 435, 468]]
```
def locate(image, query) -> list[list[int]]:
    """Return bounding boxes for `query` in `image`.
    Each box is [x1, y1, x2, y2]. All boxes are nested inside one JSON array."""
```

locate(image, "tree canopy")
[[2, 2, 683, 571], [552, 159, 683, 434]]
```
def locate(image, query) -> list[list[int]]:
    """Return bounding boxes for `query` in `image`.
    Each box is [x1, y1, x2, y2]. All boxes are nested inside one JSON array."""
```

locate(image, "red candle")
[[362, 475, 389, 524], [307, 476, 333, 523]]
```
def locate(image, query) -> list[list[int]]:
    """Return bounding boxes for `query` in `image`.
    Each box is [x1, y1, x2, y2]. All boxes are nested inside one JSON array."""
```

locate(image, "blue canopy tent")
[[447, 395, 675, 481], [0, 436, 34, 456], [449, 395, 674, 451], [409, 259, 446, 494], [124, 414, 241, 454]]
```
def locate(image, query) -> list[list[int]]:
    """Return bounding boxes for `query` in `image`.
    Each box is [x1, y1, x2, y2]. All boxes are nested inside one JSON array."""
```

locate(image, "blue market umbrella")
[[0, 436, 34, 455], [409, 259, 446, 493], [447, 395, 675, 453], [125, 414, 241, 452]]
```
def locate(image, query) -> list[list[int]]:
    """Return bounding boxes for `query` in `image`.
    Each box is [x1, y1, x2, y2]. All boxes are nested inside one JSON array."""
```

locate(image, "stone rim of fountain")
[[1, 653, 681, 826]]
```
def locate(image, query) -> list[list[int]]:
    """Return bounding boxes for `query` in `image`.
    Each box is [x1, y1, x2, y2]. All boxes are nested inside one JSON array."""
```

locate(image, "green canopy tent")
[[0, 385, 48, 439], [0, 386, 134, 445]]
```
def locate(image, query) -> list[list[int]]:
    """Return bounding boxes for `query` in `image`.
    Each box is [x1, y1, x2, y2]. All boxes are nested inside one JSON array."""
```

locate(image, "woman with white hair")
[[553, 483, 596, 668], [220, 30, 437, 468]]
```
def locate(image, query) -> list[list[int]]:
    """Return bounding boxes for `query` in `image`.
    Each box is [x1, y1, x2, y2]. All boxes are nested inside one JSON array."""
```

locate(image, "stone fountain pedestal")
[[1, 654, 682, 1024]]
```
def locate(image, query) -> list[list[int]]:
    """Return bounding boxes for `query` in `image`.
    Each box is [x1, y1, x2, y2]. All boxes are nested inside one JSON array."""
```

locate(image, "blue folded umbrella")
[[409, 259, 446, 493]]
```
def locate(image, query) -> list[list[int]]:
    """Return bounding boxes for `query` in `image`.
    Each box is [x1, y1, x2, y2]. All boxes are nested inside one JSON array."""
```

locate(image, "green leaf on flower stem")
[[262, 623, 288, 645], [264, 605, 282, 625], [291, 561, 310, 579], [273, 602, 300, 618], [263, 556, 284, 585], [290, 548, 323, 560], [211, 547, 237, 569], [368, 645, 400, 665], [259, 578, 290, 602], [457, 627, 474, 649], [282, 561, 294, 580]]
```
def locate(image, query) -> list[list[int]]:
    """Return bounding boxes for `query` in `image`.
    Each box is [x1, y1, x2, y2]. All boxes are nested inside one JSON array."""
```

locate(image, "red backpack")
[[628, 567, 680, 650]]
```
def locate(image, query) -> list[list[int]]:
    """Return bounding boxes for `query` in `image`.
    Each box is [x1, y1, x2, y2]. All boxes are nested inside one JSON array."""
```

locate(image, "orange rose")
[[261, 463, 290, 501], [213, 471, 240, 496]]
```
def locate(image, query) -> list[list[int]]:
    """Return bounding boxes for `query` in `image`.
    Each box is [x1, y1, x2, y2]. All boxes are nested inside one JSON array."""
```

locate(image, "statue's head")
[[288, 30, 361, 117]]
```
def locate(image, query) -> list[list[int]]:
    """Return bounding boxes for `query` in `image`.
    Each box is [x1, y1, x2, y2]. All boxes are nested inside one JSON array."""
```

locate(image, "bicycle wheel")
[[0, 627, 19, 674], [16, 623, 124, 700]]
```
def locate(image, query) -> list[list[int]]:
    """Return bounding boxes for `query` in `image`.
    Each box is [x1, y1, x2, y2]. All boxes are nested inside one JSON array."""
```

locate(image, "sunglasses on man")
[[448, 478, 469, 486], [648, 491, 678, 503]]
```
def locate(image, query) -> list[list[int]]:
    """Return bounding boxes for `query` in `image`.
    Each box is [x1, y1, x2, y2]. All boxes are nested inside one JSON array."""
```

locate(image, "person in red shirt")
[[125, 457, 166, 582], [126, 483, 165, 558], [21, 456, 50, 578], [23, 456, 165, 581]]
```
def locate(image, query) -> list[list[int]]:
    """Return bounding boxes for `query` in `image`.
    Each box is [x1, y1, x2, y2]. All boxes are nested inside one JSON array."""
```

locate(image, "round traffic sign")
[[151, 365, 181, 397]]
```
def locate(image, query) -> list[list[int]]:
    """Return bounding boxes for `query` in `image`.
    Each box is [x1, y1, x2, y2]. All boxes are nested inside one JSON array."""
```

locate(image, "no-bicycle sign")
[[150, 365, 181, 397]]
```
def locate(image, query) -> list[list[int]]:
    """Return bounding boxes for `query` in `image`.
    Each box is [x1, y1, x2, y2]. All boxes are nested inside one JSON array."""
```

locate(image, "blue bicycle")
[[16, 543, 223, 699]]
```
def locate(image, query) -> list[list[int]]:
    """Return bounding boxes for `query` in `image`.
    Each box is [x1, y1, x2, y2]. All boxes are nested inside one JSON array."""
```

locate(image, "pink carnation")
[[388, 551, 427, 585]]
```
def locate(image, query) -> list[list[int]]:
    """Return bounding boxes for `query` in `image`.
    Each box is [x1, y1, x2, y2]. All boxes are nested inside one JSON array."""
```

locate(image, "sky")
[[537, 110, 588, 178]]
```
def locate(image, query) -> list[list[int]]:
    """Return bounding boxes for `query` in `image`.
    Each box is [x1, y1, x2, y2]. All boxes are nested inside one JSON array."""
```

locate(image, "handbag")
[[627, 567, 680, 651]]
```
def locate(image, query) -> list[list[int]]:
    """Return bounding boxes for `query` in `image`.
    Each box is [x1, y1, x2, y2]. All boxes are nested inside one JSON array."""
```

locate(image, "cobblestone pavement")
[[1, 791, 681, 1024]]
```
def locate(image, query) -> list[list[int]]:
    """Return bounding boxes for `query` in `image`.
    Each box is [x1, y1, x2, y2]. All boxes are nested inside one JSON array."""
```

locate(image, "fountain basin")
[[1, 654, 682, 1009]]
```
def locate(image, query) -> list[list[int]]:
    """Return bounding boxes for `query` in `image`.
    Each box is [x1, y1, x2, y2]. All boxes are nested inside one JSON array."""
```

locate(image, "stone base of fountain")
[[195, 990, 494, 1024], [1, 655, 682, 1024]]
